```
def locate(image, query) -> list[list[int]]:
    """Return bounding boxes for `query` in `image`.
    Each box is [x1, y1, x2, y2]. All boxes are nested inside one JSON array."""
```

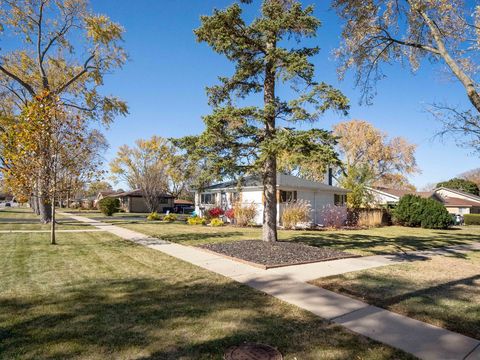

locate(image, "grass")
[[118, 221, 480, 256], [0, 231, 412, 359], [310, 251, 480, 339], [0, 208, 88, 231]]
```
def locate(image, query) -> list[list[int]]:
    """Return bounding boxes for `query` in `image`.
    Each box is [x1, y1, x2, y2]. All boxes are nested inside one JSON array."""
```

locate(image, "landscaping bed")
[[199, 240, 358, 268]]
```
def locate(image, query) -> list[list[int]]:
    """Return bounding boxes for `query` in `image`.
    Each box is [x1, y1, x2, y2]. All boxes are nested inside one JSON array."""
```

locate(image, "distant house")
[[114, 189, 174, 213], [195, 173, 349, 225], [95, 190, 122, 206], [367, 186, 480, 215], [173, 199, 194, 213]]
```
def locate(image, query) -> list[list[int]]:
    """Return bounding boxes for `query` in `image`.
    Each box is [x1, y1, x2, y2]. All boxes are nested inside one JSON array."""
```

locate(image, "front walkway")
[[61, 212, 480, 360]]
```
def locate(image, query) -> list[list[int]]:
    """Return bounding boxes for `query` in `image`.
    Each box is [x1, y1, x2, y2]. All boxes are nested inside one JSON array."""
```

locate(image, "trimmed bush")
[[163, 213, 177, 222], [98, 197, 120, 216], [464, 214, 480, 225], [187, 216, 207, 225], [393, 194, 452, 229], [209, 218, 224, 227], [147, 212, 161, 221], [281, 200, 311, 229]]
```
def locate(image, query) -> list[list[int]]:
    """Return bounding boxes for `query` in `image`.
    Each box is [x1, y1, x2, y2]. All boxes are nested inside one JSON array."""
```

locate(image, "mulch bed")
[[198, 240, 358, 269]]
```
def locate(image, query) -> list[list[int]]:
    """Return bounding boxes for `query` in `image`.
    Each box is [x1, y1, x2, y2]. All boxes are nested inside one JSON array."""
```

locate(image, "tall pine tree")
[[178, 0, 349, 242]]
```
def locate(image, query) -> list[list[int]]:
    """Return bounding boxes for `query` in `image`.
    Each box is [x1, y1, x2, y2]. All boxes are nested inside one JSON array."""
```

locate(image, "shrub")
[[98, 197, 120, 216], [318, 204, 347, 228], [393, 194, 452, 229], [232, 202, 257, 227], [208, 207, 224, 218], [225, 208, 235, 221], [419, 199, 453, 229], [187, 216, 207, 225], [163, 213, 177, 222], [281, 200, 311, 229], [210, 218, 224, 227], [147, 212, 161, 221], [464, 214, 480, 225]]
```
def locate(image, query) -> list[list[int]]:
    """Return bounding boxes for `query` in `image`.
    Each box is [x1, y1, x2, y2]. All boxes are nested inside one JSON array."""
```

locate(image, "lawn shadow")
[[289, 231, 479, 255], [318, 271, 480, 340], [0, 277, 410, 359]]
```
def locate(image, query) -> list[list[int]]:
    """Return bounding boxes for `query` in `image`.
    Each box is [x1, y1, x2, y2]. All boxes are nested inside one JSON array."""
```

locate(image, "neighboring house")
[[173, 199, 194, 213], [367, 186, 480, 215], [114, 189, 174, 213], [195, 173, 349, 225], [95, 190, 122, 206]]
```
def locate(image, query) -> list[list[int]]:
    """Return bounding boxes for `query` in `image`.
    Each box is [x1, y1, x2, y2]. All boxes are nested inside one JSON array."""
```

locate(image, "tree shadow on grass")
[[319, 272, 480, 340], [289, 231, 479, 255], [0, 277, 411, 360]]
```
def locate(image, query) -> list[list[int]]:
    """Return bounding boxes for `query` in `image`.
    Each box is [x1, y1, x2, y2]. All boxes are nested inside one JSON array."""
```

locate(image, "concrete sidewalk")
[[61, 212, 480, 360]]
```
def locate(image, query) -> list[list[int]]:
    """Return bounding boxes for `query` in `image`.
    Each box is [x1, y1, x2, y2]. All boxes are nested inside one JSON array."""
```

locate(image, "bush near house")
[[187, 216, 207, 225], [209, 218, 224, 227], [147, 212, 161, 221], [208, 207, 224, 219], [232, 202, 257, 227], [281, 200, 311, 229], [98, 197, 120, 216], [464, 214, 480, 225], [163, 213, 178, 222], [393, 194, 452, 229], [225, 208, 235, 221]]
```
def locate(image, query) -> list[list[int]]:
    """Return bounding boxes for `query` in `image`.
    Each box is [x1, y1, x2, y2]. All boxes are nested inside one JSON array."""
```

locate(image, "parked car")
[[452, 214, 464, 225]]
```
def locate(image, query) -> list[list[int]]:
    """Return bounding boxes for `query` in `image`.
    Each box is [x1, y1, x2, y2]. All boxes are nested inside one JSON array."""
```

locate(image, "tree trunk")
[[263, 155, 278, 242], [262, 38, 278, 242], [38, 196, 52, 223], [51, 194, 56, 245]]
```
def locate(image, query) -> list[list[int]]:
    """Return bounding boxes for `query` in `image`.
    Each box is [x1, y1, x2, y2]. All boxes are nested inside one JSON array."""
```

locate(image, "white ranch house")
[[195, 173, 349, 226]]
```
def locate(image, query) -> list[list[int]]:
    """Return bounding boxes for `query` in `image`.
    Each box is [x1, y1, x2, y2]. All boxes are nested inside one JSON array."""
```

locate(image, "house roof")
[[98, 190, 121, 198], [369, 186, 480, 207], [440, 196, 480, 207], [115, 189, 173, 198], [201, 173, 348, 193], [174, 199, 194, 205]]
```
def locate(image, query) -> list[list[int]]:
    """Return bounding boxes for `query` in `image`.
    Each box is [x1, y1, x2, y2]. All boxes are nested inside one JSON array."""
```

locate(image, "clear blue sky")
[[91, 0, 478, 189]]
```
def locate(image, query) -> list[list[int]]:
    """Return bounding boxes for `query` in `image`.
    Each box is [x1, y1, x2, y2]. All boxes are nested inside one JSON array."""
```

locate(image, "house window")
[[200, 193, 216, 204], [334, 194, 346, 206], [280, 190, 297, 203]]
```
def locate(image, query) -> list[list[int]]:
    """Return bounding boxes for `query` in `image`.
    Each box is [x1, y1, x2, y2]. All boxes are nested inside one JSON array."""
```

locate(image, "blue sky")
[[91, 0, 477, 189]]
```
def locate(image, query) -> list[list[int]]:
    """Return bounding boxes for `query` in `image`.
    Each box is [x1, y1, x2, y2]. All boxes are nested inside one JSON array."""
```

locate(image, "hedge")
[[464, 214, 480, 226]]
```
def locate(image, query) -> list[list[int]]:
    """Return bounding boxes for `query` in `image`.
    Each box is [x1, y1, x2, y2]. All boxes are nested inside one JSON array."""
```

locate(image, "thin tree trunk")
[[51, 193, 56, 245], [262, 38, 278, 242]]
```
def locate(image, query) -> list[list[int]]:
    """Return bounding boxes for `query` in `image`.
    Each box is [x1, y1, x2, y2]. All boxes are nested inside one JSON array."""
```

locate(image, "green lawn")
[[0, 231, 411, 359], [311, 252, 480, 339], [119, 221, 480, 256], [0, 208, 88, 231]]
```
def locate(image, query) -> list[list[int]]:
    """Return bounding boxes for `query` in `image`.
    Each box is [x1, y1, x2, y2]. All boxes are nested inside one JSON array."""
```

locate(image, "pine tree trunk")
[[262, 38, 278, 242], [263, 155, 278, 242]]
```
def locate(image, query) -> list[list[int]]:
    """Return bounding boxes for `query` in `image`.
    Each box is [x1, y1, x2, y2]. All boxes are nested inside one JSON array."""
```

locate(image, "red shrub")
[[225, 208, 234, 220], [208, 207, 224, 218]]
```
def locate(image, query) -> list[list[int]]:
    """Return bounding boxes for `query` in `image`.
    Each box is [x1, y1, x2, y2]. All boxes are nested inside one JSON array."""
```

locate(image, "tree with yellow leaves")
[[333, 120, 418, 207], [0, 0, 128, 222], [1, 91, 107, 244]]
